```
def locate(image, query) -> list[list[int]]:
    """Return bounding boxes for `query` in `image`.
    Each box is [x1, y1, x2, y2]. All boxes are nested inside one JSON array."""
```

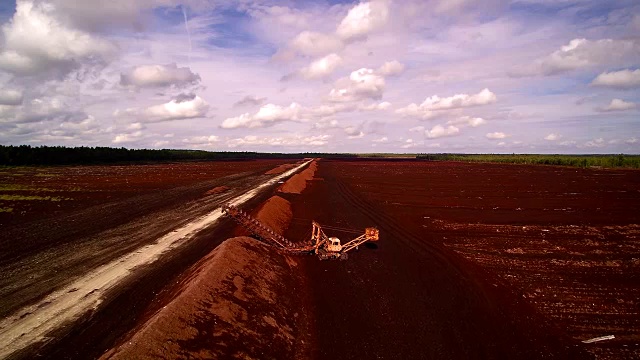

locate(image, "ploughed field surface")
[[0, 160, 291, 319], [285, 159, 640, 359]]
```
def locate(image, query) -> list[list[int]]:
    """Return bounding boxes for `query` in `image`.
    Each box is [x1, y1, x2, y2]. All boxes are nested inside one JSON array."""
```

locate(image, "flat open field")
[[1, 159, 639, 359], [284, 160, 640, 359]]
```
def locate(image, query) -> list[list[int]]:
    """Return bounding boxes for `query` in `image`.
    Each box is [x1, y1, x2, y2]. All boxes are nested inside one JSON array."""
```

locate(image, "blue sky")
[[0, 0, 638, 153]]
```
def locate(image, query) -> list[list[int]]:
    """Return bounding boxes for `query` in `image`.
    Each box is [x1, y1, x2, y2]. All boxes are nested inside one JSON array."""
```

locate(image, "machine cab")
[[327, 237, 342, 252]]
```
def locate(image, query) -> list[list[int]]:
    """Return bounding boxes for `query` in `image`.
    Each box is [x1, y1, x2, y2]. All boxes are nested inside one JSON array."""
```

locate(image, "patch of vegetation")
[[0, 207, 13, 213], [0, 195, 71, 201], [416, 154, 640, 169]]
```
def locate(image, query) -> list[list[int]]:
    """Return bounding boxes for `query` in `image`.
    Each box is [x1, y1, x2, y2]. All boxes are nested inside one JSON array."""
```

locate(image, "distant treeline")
[[416, 154, 640, 168], [0, 145, 351, 166]]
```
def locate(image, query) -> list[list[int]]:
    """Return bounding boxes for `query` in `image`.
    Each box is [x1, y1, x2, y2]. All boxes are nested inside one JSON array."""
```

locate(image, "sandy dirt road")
[[0, 160, 311, 359]]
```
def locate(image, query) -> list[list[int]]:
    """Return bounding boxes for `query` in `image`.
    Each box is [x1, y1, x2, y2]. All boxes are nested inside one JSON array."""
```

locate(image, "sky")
[[0, 0, 638, 154]]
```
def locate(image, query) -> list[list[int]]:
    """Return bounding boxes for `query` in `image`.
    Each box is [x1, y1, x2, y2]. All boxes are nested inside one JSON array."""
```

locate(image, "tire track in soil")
[[294, 160, 590, 360]]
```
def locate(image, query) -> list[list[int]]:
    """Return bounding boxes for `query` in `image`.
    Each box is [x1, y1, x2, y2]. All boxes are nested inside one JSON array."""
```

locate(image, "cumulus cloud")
[[373, 136, 388, 143], [336, 1, 389, 41], [0, 89, 24, 105], [511, 38, 640, 77], [426, 125, 460, 139], [143, 95, 210, 122], [328, 68, 385, 102], [289, 31, 343, 57], [447, 116, 487, 127], [397, 89, 496, 118], [345, 125, 364, 139], [0, 0, 117, 76], [120, 64, 200, 88], [583, 138, 605, 148], [299, 53, 342, 79], [359, 101, 392, 111], [486, 132, 507, 139], [544, 133, 562, 141], [591, 69, 640, 89], [421, 88, 497, 110], [377, 60, 405, 76], [597, 99, 636, 112], [227, 134, 330, 148], [221, 103, 303, 129], [626, 137, 638, 145], [113, 131, 143, 144], [182, 135, 220, 148], [233, 95, 267, 108]]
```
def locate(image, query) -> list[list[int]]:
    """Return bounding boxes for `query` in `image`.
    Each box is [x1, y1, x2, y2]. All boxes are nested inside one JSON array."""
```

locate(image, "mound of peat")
[[278, 161, 317, 194], [265, 163, 298, 175], [102, 237, 310, 360], [253, 195, 293, 235]]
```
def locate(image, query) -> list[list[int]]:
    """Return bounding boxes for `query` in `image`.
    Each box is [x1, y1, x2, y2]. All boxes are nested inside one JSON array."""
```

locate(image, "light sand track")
[[0, 160, 312, 359]]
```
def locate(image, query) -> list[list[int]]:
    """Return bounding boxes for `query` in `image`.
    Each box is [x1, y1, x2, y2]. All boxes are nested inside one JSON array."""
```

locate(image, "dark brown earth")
[[3, 159, 639, 359], [283, 159, 639, 359]]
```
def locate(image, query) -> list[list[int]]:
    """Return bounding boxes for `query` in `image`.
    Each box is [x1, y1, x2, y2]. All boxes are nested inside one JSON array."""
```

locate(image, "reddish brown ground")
[[102, 237, 311, 360], [0, 159, 292, 320], [284, 159, 639, 359], [278, 160, 317, 194], [5, 159, 640, 360]]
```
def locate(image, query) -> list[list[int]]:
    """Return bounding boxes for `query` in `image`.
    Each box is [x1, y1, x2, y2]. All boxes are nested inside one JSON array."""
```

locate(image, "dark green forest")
[[0, 145, 349, 166]]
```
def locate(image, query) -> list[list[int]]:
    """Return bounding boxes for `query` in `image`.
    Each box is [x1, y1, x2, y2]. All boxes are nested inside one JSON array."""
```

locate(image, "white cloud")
[[336, 1, 389, 41], [227, 134, 330, 148], [377, 60, 405, 76], [0, 89, 24, 105], [426, 124, 460, 139], [511, 38, 640, 77], [420, 88, 497, 110], [289, 31, 343, 57], [0, 0, 117, 76], [359, 101, 391, 111], [559, 140, 577, 147], [299, 53, 342, 79], [345, 125, 364, 139], [447, 116, 487, 127], [221, 103, 303, 129], [373, 136, 388, 143], [544, 133, 562, 141], [120, 64, 200, 88], [486, 132, 507, 139], [597, 99, 636, 112], [113, 131, 142, 144], [583, 138, 605, 148], [144, 95, 210, 122], [397, 89, 496, 118], [591, 69, 640, 89], [626, 137, 638, 145], [182, 135, 220, 148], [409, 126, 425, 132], [328, 68, 385, 102], [401, 138, 416, 148]]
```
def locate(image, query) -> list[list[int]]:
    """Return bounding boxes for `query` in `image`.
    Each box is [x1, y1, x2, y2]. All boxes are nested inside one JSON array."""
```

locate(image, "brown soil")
[[0, 160, 293, 321], [265, 163, 298, 175], [253, 195, 293, 235], [102, 237, 311, 360], [205, 186, 230, 195], [278, 160, 317, 194], [283, 159, 639, 360]]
